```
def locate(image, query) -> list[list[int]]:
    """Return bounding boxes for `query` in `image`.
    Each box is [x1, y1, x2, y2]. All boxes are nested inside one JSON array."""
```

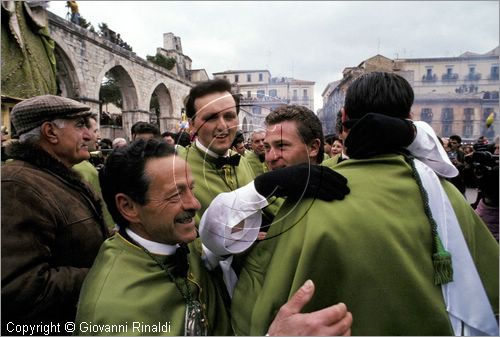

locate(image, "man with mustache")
[[2, 95, 109, 334], [74, 139, 352, 335]]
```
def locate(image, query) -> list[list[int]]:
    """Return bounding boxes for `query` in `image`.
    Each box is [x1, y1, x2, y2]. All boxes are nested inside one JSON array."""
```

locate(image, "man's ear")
[[115, 193, 140, 224], [308, 138, 321, 160], [341, 107, 349, 133], [41, 121, 59, 144]]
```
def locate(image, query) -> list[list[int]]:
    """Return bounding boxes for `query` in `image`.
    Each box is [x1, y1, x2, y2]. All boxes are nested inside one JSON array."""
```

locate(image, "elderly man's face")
[[51, 117, 92, 167], [190, 91, 238, 156], [251, 132, 266, 155], [131, 156, 201, 245]]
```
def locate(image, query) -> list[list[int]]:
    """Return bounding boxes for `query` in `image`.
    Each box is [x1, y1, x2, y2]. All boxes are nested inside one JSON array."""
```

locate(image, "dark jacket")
[[1, 142, 108, 334]]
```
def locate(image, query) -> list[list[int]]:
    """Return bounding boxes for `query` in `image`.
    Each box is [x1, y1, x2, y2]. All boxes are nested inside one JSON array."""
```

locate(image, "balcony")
[[488, 73, 499, 81], [441, 73, 459, 81], [465, 73, 482, 81], [422, 74, 437, 82]]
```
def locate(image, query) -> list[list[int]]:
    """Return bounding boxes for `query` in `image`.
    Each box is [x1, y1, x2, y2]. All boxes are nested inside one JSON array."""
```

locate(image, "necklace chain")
[[140, 246, 195, 303]]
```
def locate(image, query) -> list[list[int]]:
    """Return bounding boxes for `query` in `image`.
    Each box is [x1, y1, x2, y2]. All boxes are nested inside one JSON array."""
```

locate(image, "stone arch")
[[51, 37, 84, 99], [95, 63, 140, 111], [148, 82, 174, 132], [96, 63, 140, 141]]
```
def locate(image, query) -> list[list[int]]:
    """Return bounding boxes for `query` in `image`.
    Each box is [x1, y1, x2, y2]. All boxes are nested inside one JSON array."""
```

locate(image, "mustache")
[[174, 210, 197, 223]]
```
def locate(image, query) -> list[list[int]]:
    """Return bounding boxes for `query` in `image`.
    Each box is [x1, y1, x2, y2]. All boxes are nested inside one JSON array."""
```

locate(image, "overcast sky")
[[49, 1, 499, 112]]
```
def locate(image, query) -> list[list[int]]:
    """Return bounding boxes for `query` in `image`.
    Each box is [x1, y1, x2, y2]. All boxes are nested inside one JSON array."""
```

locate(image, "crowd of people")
[[1, 73, 498, 336]]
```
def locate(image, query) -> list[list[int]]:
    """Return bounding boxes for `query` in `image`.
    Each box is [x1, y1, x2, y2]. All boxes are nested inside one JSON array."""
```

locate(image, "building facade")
[[320, 47, 499, 141], [213, 70, 315, 136]]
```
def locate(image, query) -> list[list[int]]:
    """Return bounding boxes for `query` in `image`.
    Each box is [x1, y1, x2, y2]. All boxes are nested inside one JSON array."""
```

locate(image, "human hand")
[[254, 164, 350, 201], [266, 280, 352, 336]]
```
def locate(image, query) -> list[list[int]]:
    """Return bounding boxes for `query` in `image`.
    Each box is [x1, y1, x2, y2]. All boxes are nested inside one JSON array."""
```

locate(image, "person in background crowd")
[[73, 114, 115, 230], [446, 134, 466, 194], [67, 1, 80, 24], [130, 121, 160, 141], [330, 137, 343, 156], [2, 95, 108, 334], [246, 129, 268, 176], [448, 134, 465, 164], [175, 130, 191, 147], [323, 134, 335, 159], [161, 131, 176, 145], [112, 137, 127, 149], [1, 126, 11, 163], [231, 130, 247, 156]]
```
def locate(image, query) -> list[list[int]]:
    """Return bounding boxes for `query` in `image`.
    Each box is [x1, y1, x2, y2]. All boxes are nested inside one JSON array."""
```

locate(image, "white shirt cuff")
[[199, 181, 269, 256]]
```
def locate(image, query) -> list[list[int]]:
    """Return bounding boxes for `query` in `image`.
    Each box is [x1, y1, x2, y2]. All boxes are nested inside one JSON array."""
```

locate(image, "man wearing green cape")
[[228, 72, 498, 335]]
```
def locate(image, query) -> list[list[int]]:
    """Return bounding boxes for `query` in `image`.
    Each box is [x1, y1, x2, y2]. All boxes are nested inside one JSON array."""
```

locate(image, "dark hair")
[[131, 121, 160, 137], [161, 131, 176, 139], [265, 104, 324, 163], [324, 134, 340, 146], [449, 134, 462, 144], [99, 138, 176, 228], [175, 131, 191, 147], [335, 110, 343, 135], [344, 72, 414, 120], [231, 130, 245, 147], [99, 138, 113, 149], [184, 79, 240, 119]]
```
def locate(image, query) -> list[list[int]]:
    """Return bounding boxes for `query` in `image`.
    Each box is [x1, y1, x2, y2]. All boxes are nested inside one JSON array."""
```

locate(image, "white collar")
[[195, 139, 229, 158], [125, 228, 178, 255]]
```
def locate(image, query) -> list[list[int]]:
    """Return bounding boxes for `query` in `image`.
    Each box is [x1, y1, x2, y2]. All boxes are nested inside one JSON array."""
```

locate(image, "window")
[[441, 108, 454, 137], [247, 74, 251, 82], [423, 67, 436, 81], [490, 65, 499, 80], [252, 106, 262, 115], [421, 108, 433, 123], [269, 89, 277, 97], [466, 66, 481, 81], [292, 89, 298, 100], [442, 123, 453, 137], [463, 124, 473, 138], [464, 108, 474, 121], [235, 74, 239, 82], [259, 73, 263, 81], [463, 108, 474, 138], [247, 91, 251, 98], [442, 67, 458, 81], [257, 90, 265, 98], [442, 108, 454, 122]]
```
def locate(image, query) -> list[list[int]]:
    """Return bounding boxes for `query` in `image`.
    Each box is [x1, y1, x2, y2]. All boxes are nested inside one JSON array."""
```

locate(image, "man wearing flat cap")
[[1, 95, 109, 334]]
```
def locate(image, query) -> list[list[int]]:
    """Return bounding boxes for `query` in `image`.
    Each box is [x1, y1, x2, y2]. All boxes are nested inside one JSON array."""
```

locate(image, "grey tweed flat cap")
[[10, 95, 92, 136]]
